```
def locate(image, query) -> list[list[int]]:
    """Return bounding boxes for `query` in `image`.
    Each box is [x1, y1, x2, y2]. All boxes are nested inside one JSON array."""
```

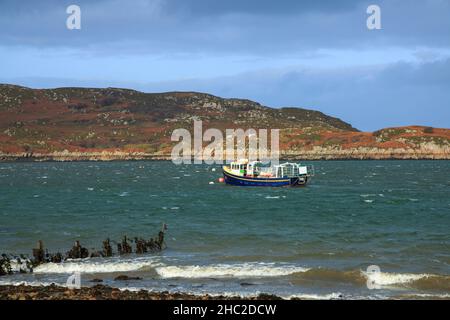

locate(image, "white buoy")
[[209, 181, 214, 184]]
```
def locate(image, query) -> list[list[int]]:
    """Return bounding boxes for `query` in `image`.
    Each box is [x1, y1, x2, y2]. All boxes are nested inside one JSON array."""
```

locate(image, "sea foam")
[[33, 258, 160, 274], [362, 270, 430, 286], [155, 262, 309, 279]]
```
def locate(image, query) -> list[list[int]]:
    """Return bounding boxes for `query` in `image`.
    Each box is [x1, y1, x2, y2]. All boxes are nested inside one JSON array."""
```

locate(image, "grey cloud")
[[0, 0, 449, 54], [162, 0, 359, 16]]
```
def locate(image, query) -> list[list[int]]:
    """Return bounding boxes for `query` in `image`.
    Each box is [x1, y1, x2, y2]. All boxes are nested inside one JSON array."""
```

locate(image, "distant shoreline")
[[1, 152, 450, 162]]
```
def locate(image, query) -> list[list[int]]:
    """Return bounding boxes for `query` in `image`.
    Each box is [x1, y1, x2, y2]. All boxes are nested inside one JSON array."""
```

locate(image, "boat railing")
[[277, 163, 315, 178], [306, 164, 315, 177], [248, 163, 314, 178]]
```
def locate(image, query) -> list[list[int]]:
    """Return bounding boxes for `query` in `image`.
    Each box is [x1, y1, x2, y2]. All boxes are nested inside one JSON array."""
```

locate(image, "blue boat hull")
[[223, 170, 307, 187]]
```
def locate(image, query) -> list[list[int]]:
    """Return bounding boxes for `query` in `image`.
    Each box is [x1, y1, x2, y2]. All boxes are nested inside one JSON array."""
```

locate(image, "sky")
[[0, 0, 449, 131]]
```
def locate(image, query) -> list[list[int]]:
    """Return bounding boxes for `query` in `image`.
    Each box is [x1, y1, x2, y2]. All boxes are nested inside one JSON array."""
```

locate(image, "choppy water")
[[0, 161, 449, 299]]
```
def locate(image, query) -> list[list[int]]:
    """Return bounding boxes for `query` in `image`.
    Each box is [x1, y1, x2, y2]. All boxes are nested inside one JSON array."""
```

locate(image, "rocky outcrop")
[[1, 145, 449, 161], [282, 145, 450, 160], [0, 151, 169, 161]]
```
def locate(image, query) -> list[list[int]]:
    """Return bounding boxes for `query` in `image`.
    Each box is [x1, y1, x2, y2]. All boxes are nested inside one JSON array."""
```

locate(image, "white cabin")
[[228, 160, 313, 178]]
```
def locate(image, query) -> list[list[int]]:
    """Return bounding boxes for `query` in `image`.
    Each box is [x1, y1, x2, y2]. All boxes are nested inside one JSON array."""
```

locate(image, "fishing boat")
[[222, 159, 314, 187]]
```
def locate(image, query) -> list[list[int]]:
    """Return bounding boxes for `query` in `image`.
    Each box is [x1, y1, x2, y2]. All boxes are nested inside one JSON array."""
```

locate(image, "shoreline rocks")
[[0, 284, 285, 300], [1, 147, 450, 162], [114, 275, 143, 281]]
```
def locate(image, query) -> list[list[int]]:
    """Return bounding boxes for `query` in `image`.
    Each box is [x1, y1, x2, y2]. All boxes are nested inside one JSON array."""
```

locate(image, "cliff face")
[[0, 84, 449, 161]]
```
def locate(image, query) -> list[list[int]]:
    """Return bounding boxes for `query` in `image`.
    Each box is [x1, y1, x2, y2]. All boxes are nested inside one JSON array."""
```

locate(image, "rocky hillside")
[[0, 84, 449, 160]]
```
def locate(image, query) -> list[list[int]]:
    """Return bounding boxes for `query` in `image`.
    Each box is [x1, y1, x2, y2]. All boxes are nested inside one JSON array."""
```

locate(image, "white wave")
[[156, 263, 309, 279], [405, 293, 450, 299], [283, 292, 344, 300], [363, 271, 429, 286], [0, 280, 62, 287], [118, 287, 271, 299], [34, 258, 160, 274], [183, 290, 348, 300], [364, 199, 374, 203], [265, 196, 280, 199]]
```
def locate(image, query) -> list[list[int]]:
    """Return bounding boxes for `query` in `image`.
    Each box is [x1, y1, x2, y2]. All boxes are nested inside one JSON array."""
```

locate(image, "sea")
[[0, 160, 449, 299]]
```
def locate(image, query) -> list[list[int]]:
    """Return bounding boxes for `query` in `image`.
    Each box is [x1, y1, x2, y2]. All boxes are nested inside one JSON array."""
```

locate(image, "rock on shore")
[[0, 284, 283, 300]]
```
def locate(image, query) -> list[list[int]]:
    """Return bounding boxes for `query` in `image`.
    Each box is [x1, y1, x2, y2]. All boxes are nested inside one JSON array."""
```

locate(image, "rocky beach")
[[0, 284, 283, 300]]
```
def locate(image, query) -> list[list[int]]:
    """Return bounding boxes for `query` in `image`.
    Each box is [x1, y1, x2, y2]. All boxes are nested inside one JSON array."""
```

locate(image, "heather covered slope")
[[0, 84, 449, 160]]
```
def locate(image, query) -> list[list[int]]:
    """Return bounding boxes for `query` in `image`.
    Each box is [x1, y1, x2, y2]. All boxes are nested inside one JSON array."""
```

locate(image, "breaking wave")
[[155, 262, 309, 279], [283, 292, 346, 300], [395, 293, 450, 299], [33, 257, 161, 274], [360, 270, 450, 291], [23, 258, 450, 292], [290, 267, 450, 291], [363, 270, 429, 287]]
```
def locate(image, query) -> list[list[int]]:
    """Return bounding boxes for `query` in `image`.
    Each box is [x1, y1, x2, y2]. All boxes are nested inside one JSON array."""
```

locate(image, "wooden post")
[[32, 240, 45, 265]]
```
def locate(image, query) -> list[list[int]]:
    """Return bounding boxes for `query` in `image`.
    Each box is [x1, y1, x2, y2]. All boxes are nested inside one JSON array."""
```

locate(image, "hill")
[[0, 84, 449, 160]]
